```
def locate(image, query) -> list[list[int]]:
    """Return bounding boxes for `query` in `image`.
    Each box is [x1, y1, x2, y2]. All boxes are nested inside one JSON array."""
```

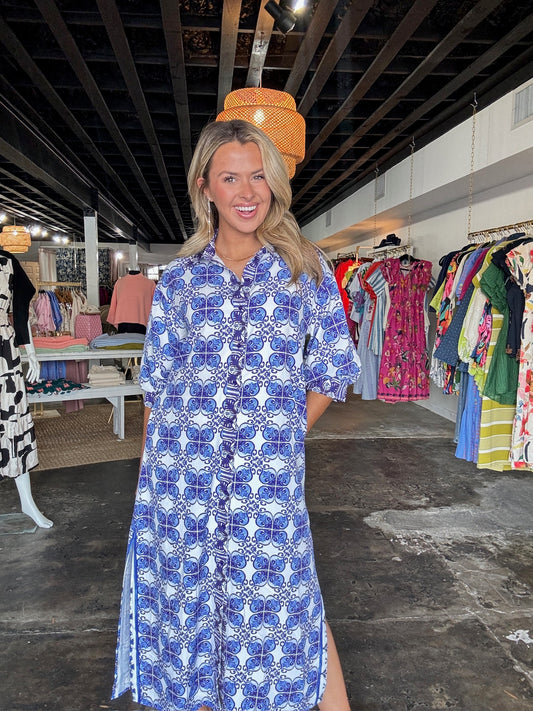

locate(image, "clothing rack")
[[336, 247, 360, 261], [468, 219, 533, 243], [365, 244, 414, 260], [37, 281, 82, 288]]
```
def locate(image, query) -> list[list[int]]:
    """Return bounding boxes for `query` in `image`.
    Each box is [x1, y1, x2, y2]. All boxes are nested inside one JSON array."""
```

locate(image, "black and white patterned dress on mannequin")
[[0, 250, 38, 478]]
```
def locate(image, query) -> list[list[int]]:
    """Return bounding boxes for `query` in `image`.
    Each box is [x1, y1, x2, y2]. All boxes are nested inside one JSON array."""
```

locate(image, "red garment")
[[107, 273, 156, 328], [75, 313, 102, 342], [334, 260, 354, 318]]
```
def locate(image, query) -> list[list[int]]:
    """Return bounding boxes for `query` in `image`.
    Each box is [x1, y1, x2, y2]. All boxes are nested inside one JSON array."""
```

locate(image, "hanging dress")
[[0, 250, 38, 478], [507, 243, 533, 468], [112, 240, 361, 711], [377, 258, 432, 402]]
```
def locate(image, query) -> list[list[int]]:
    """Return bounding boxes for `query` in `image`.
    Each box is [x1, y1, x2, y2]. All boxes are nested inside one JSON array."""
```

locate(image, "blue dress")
[[113, 238, 360, 711]]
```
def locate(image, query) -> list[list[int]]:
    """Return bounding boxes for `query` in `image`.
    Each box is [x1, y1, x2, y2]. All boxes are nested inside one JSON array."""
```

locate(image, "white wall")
[[302, 79, 533, 421]]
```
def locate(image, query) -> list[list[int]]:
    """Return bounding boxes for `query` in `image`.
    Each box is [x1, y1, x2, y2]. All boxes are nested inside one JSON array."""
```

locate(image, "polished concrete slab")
[[0, 396, 532, 710]]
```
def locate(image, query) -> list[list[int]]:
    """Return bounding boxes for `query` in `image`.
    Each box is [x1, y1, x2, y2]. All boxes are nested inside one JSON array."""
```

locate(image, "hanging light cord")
[[373, 165, 379, 248], [467, 93, 478, 237], [407, 137, 415, 247]]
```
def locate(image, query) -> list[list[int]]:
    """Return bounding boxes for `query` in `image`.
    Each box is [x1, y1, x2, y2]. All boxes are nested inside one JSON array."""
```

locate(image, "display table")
[[26, 383, 142, 439], [21, 348, 144, 440]]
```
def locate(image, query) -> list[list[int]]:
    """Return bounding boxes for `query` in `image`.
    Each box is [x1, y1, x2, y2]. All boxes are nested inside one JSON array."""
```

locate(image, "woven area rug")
[[32, 401, 144, 471]]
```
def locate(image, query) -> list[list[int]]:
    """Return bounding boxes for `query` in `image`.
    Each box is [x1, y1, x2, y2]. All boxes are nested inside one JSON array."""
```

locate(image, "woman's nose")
[[239, 181, 254, 199]]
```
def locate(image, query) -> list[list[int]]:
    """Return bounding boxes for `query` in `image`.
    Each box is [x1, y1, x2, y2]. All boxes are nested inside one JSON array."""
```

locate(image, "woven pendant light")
[[0, 225, 31, 253], [216, 87, 305, 178]]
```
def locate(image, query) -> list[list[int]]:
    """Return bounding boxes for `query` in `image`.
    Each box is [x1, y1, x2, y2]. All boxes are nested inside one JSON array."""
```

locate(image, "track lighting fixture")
[[265, 1, 297, 34]]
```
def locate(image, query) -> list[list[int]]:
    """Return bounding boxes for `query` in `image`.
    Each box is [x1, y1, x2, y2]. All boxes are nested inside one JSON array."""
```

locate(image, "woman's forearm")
[[306, 391, 333, 433]]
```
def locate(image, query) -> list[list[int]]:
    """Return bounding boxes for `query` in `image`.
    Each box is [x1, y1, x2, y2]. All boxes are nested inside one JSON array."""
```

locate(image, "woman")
[[113, 119, 360, 711]]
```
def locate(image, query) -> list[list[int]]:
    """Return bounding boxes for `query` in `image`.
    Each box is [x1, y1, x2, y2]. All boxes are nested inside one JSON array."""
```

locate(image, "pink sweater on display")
[[107, 273, 156, 328]]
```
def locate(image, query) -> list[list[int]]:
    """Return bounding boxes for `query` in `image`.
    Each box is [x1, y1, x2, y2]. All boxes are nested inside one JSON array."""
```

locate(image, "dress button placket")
[[212, 279, 249, 659]]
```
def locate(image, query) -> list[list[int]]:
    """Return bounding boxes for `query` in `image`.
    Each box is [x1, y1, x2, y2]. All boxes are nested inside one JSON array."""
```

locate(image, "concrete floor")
[[1, 394, 533, 711]]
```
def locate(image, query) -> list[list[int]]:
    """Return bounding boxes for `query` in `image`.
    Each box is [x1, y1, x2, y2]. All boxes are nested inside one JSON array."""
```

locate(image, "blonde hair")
[[181, 119, 323, 284]]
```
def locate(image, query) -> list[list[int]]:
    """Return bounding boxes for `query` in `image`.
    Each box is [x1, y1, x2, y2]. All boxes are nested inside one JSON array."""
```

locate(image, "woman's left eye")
[[253, 174, 265, 181]]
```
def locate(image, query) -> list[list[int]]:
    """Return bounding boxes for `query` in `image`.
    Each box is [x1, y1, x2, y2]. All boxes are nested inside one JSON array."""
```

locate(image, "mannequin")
[[0, 250, 52, 529], [107, 270, 156, 334]]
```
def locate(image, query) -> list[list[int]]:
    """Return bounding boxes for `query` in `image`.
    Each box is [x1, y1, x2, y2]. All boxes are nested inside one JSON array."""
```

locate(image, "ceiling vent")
[[325, 209, 332, 227], [513, 82, 533, 127]]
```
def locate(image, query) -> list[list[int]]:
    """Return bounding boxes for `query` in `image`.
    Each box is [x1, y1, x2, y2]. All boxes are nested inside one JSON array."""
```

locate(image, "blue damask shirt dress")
[[113, 237, 360, 711]]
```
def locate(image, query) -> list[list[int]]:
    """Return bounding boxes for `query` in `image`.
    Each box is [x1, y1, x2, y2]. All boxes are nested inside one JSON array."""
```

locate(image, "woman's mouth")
[[234, 205, 258, 217]]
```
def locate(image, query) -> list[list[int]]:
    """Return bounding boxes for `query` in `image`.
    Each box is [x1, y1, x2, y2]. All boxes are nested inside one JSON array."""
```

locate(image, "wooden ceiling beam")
[[246, 4, 274, 88], [296, 8, 533, 216], [0, 17, 161, 243], [297, 0, 375, 117], [217, 0, 242, 113], [96, 0, 187, 241], [351, 44, 533, 194], [298, 0, 439, 171], [293, 0, 507, 205], [283, 0, 337, 98], [34, 0, 173, 241], [160, 0, 193, 169]]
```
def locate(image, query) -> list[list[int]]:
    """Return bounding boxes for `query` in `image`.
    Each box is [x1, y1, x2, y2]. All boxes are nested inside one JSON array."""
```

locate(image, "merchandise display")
[[341, 252, 433, 403], [430, 233, 533, 471]]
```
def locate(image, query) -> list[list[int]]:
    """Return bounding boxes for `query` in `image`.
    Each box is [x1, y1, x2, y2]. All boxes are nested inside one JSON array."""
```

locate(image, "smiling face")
[[198, 140, 272, 243]]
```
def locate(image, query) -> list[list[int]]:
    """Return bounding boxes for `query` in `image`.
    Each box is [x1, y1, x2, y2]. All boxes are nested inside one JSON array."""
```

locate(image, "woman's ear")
[[197, 177, 211, 202]]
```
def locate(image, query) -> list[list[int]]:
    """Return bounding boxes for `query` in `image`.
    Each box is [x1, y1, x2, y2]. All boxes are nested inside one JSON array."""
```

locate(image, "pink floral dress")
[[507, 244, 533, 468], [377, 258, 432, 402]]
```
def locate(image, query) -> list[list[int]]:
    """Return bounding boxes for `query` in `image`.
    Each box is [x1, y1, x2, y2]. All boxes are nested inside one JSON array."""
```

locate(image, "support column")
[[129, 242, 139, 271], [83, 207, 99, 306]]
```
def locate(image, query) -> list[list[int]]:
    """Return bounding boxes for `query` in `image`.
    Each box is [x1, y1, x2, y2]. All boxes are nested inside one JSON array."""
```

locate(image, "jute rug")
[[32, 401, 144, 471]]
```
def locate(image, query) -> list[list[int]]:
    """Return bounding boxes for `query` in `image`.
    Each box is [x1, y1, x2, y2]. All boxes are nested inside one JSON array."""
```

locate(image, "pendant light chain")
[[407, 137, 415, 247], [467, 93, 478, 236], [373, 164, 379, 248]]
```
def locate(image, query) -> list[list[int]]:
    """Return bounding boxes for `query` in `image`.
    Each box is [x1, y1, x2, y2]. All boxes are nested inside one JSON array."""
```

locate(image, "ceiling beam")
[[298, 0, 439, 171], [96, 0, 187, 242], [160, 0, 193, 168], [0, 13, 165, 243], [293, 0, 508, 206], [296, 8, 533, 216], [0, 99, 149, 247], [217, 0, 242, 113], [33, 0, 174, 241], [246, 4, 274, 88], [284, 0, 337, 98], [297, 0, 375, 117]]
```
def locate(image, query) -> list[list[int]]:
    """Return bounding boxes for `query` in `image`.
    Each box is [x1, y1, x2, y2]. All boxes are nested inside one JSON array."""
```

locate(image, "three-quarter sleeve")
[[303, 263, 361, 401], [139, 262, 189, 408], [9, 252, 36, 345]]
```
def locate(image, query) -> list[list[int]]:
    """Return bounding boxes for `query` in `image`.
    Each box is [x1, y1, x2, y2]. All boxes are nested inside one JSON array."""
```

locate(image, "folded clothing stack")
[[33, 336, 89, 354], [87, 364, 126, 387]]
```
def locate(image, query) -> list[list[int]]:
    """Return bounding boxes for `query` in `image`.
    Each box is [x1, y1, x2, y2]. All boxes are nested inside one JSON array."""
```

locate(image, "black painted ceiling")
[[0, 0, 532, 249]]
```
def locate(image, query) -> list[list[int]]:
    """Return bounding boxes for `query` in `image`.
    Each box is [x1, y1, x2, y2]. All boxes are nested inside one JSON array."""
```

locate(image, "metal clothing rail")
[[366, 244, 414, 260], [468, 219, 533, 242], [37, 281, 82, 288]]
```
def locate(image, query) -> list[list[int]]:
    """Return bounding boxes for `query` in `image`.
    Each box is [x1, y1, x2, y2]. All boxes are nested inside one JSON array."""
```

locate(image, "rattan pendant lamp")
[[216, 86, 305, 179], [0, 224, 31, 253]]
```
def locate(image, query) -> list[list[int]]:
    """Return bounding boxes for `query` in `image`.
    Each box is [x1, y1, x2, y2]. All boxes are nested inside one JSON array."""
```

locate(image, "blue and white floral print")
[[113, 238, 360, 711]]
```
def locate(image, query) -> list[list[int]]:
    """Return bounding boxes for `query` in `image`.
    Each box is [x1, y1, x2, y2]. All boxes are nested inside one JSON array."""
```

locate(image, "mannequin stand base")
[[0, 512, 38, 536]]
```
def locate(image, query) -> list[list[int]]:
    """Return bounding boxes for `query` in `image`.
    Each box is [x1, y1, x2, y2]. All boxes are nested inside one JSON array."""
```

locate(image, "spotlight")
[[265, 0, 297, 34], [116, 251, 124, 260], [0, 213, 6, 223]]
